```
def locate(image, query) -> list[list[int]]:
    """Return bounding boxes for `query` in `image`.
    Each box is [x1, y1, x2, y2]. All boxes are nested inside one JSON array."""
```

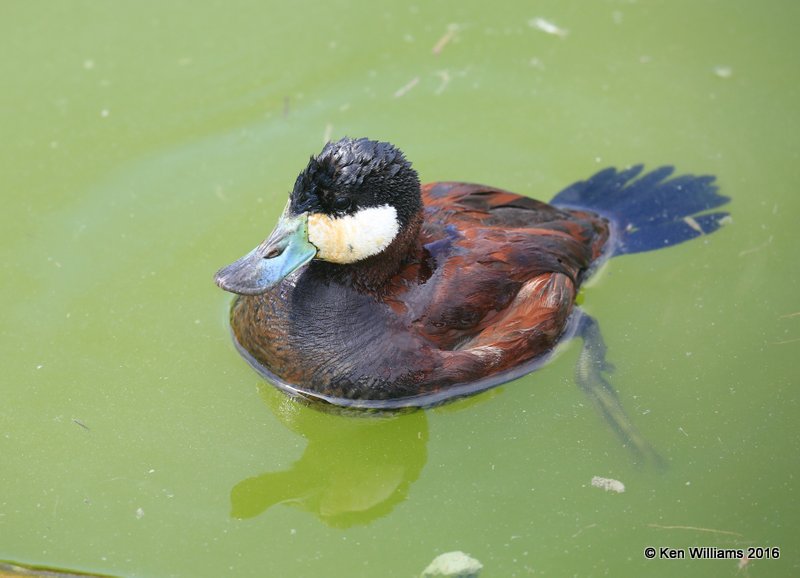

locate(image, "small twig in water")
[[435, 70, 451, 95], [394, 76, 419, 98], [432, 24, 459, 55], [571, 523, 598, 538], [738, 236, 773, 257], [648, 523, 744, 537]]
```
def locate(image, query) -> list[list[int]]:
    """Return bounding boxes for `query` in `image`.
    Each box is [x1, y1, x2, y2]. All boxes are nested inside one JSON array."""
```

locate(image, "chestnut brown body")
[[230, 181, 609, 403]]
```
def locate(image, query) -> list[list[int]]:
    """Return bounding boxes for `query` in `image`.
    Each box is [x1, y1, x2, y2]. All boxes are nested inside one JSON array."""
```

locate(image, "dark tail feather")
[[551, 165, 730, 255]]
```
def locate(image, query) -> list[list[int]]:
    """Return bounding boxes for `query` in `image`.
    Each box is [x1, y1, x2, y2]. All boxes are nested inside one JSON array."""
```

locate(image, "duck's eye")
[[332, 196, 351, 211]]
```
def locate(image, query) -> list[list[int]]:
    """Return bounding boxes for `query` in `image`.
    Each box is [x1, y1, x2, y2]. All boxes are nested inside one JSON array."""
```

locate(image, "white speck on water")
[[36, 364, 44, 370], [529, 17, 568, 38], [422, 551, 483, 577], [713, 65, 733, 78], [135, 507, 144, 519], [100, 108, 110, 118], [83, 59, 95, 70], [591, 476, 625, 493], [290, 528, 297, 535]]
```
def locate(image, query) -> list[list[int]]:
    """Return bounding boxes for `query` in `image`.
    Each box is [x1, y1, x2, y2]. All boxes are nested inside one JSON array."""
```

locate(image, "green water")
[[1, 1, 798, 576]]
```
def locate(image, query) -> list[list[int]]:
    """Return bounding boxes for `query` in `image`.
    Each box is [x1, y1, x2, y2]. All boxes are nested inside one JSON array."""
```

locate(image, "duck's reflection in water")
[[230, 384, 428, 527]]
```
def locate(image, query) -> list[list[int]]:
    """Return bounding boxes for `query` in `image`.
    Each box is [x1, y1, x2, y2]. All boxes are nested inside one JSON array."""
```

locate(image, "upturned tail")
[[551, 165, 730, 255]]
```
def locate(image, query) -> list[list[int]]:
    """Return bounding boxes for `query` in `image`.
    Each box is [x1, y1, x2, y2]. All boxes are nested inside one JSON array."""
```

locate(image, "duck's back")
[[420, 181, 609, 270]]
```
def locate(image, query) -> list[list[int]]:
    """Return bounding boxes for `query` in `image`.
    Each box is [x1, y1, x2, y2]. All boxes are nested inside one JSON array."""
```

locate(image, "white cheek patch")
[[307, 205, 400, 264]]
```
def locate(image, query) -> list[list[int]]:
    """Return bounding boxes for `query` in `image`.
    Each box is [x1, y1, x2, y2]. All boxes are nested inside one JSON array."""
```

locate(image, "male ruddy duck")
[[215, 138, 729, 418]]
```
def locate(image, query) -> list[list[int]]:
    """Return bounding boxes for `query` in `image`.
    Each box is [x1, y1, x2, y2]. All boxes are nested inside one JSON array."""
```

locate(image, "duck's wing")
[[381, 267, 579, 402], [419, 184, 607, 330], [421, 181, 609, 260], [438, 271, 577, 374], [387, 182, 609, 389]]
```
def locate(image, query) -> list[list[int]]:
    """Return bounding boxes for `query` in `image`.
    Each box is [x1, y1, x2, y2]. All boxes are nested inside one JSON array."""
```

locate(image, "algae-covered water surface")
[[1, 1, 798, 576]]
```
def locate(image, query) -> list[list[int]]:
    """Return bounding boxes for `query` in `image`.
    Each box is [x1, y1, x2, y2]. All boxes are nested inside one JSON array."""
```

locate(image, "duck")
[[215, 137, 729, 411]]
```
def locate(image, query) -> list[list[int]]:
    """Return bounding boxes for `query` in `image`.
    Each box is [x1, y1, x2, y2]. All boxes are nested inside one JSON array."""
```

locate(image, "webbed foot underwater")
[[215, 138, 729, 415]]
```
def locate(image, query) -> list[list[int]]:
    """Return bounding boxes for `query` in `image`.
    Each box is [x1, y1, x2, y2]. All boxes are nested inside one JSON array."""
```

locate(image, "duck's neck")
[[310, 211, 424, 295]]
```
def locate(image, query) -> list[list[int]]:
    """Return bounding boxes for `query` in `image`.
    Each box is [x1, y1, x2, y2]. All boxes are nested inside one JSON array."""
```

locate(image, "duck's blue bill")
[[214, 207, 317, 295]]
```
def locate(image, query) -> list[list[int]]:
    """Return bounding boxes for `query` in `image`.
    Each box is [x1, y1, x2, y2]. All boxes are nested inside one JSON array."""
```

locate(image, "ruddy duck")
[[215, 138, 728, 416]]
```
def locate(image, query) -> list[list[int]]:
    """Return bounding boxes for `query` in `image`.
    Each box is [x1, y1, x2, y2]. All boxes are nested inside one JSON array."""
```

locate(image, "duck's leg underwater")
[[574, 313, 665, 466], [554, 165, 730, 465]]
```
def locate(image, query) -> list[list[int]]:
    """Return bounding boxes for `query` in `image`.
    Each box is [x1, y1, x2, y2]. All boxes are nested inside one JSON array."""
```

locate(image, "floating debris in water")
[[683, 216, 704, 234], [738, 235, 772, 257], [72, 418, 90, 431], [0, 561, 116, 577], [435, 70, 451, 95], [738, 554, 751, 570], [528, 17, 568, 38], [421, 551, 483, 577], [591, 475, 625, 493], [433, 24, 459, 55], [135, 507, 145, 519], [713, 65, 733, 78], [647, 523, 744, 537], [394, 76, 420, 98]]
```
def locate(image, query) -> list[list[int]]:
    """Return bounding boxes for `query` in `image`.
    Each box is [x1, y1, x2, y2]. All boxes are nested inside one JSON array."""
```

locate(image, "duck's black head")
[[215, 138, 423, 295], [291, 138, 422, 227]]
